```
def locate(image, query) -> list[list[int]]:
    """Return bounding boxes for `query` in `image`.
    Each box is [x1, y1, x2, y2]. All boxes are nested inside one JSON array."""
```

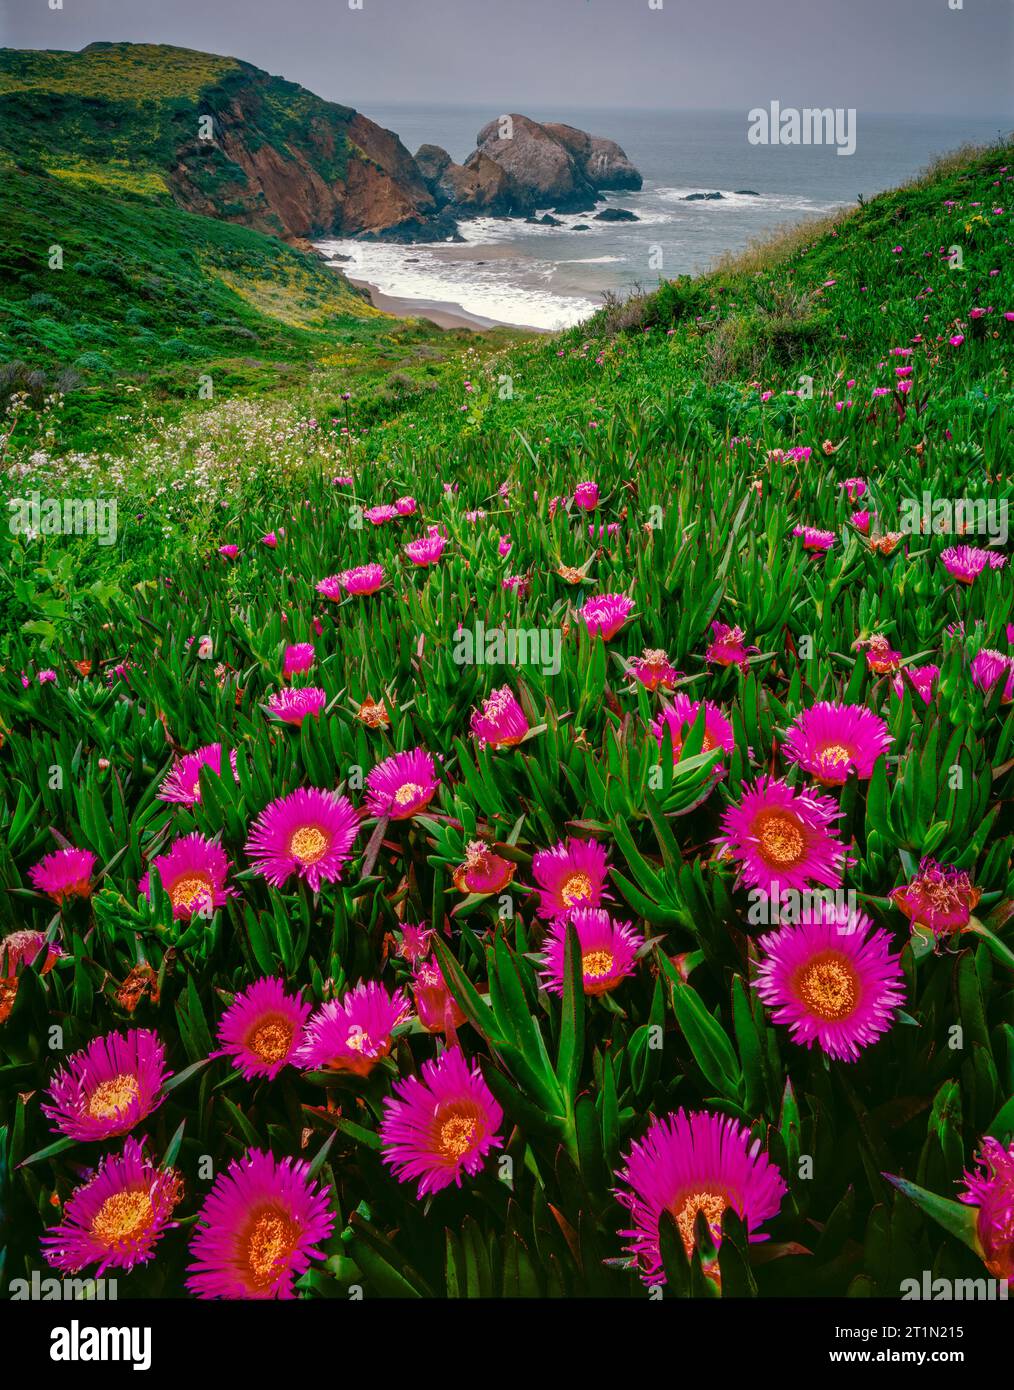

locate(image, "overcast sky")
[[1, 0, 1011, 116]]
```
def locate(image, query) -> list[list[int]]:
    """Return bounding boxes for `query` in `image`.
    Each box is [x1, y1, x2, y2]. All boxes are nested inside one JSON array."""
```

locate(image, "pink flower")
[[959, 1137, 1014, 1284], [629, 648, 679, 691], [940, 545, 1007, 585], [572, 480, 600, 511], [245, 788, 360, 891], [283, 642, 315, 678], [539, 907, 641, 996], [580, 593, 634, 640], [341, 563, 385, 595], [139, 832, 234, 920], [380, 1048, 503, 1197], [365, 746, 440, 819], [214, 978, 311, 1080], [266, 687, 327, 726], [651, 695, 735, 770], [717, 775, 846, 897], [1, 929, 63, 977], [841, 477, 867, 503], [29, 847, 97, 904], [793, 525, 836, 552], [186, 1150, 334, 1299], [412, 959, 467, 1033], [890, 858, 981, 938], [43, 1029, 169, 1141], [158, 744, 239, 808], [218, 544, 239, 560], [971, 648, 1014, 702], [405, 531, 448, 565], [315, 575, 344, 602], [615, 1109, 786, 1282], [452, 841, 517, 895], [891, 664, 939, 705], [397, 923, 435, 963], [295, 980, 409, 1075], [532, 837, 610, 921], [705, 621, 757, 672], [41, 1137, 182, 1276], [782, 701, 892, 785], [755, 903, 905, 1062], [470, 686, 530, 748]]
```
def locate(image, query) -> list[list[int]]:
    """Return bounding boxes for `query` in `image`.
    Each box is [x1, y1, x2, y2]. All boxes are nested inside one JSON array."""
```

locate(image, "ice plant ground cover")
[[0, 140, 1013, 1299]]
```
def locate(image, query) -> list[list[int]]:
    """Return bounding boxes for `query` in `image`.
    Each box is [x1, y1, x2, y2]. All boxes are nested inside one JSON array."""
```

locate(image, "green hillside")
[[0, 42, 348, 194]]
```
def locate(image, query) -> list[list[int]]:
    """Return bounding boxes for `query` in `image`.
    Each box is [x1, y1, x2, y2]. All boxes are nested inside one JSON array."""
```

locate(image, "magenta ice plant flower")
[[614, 1109, 786, 1282], [41, 1138, 183, 1276], [365, 746, 441, 819], [42, 1029, 170, 1141], [186, 1150, 334, 1299], [380, 1048, 504, 1198], [754, 903, 905, 1062], [245, 788, 360, 892], [214, 977, 311, 1081]]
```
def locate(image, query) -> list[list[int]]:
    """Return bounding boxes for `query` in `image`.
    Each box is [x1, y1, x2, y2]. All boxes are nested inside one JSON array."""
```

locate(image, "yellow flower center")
[[674, 1189, 729, 1255], [90, 1188, 155, 1247], [796, 952, 859, 1020], [819, 742, 853, 767], [241, 1206, 300, 1292], [438, 1107, 479, 1161], [582, 949, 615, 980], [246, 1015, 294, 1064], [393, 782, 424, 807], [86, 1073, 140, 1119], [169, 873, 213, 912], [755, 812, 806, 869], [561, 872, 593, 906], [345, 1026, 372, 1053], [289, 825, 329, 865]]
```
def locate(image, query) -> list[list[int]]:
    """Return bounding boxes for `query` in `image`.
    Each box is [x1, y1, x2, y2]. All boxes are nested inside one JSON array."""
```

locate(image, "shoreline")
[[347, 276, 545, 334]]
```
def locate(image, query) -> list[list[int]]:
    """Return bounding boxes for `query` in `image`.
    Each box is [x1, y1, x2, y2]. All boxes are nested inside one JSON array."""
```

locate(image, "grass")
[[0, 125, 1012, 1302]]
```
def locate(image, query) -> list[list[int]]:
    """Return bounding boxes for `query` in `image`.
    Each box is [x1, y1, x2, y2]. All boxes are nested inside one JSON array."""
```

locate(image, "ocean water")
[[317, 107, 1009, 329]]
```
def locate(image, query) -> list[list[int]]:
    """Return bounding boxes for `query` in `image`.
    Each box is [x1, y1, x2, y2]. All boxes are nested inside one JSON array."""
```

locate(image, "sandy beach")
[[348, 277, 543, 333]]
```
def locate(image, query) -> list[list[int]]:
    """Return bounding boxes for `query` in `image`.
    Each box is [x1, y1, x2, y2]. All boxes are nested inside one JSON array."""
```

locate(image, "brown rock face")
[[469, 113, 642, 211], [166, 66, 439, 240], [414, 144, 516, 214], [474, 114, 588, 209], [544, 123, 642, 190]]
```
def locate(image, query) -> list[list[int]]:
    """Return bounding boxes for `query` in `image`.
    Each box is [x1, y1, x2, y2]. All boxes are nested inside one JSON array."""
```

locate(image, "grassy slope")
[[2, 139, 1009, 633], [0, 42, 354, 186], [0, 140, 1012, 1301], [0, 164, 519, 449], [355, 138, 1012, 465]]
